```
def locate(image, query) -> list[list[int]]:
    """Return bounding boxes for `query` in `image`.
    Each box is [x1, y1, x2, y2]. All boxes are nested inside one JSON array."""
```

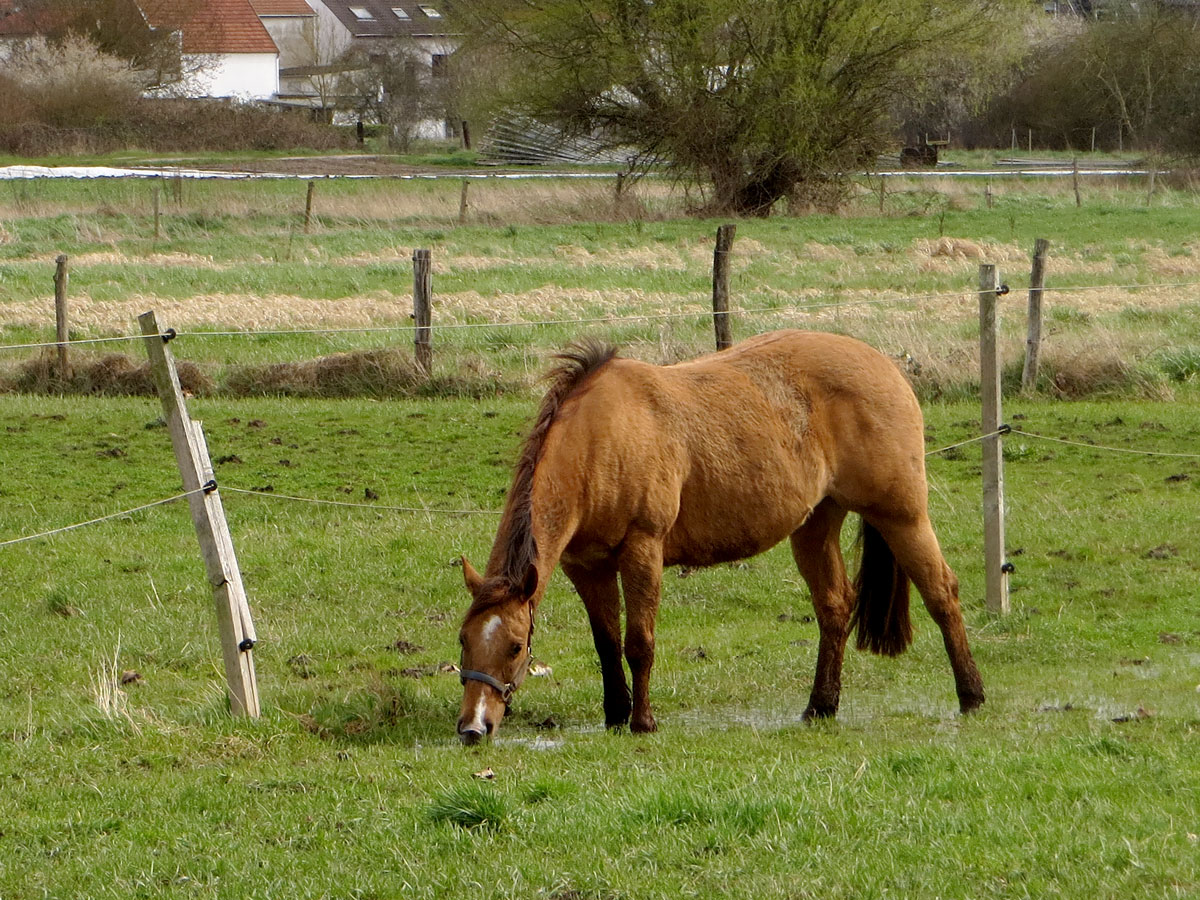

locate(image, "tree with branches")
[[455, 0, 1025, 215]]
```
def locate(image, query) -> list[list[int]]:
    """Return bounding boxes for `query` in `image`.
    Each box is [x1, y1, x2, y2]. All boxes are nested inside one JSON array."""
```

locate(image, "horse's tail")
[[849, 520, 913, 657]]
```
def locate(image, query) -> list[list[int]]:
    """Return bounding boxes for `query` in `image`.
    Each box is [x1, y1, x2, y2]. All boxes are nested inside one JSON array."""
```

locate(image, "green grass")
[[1, 172, 1198, 896], [1, 392, 1198, 898]]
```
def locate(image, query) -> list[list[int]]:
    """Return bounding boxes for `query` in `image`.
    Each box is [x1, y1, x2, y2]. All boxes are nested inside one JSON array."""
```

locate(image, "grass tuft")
[[87, 637, 141, 734], [426, 783, 511, 831]]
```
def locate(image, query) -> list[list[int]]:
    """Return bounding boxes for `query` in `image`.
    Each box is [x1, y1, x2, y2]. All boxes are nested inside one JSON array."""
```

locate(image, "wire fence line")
[[1009, 428, 1200, 459], [2, 424, 1195, 551], [3, 273, 1199, 356], [221, 485, 500, 516], [0, 290, 971, 355], [0, 488, 205, 549]]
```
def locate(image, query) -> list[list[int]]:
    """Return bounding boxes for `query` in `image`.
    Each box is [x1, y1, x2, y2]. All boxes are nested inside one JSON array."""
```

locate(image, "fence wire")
[[2, 274, 1199, 356], [0, 488, 204, 549]]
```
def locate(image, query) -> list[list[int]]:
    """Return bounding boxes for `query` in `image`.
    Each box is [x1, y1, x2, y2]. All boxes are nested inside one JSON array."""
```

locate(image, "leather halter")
[[459, 612, 535, 705]]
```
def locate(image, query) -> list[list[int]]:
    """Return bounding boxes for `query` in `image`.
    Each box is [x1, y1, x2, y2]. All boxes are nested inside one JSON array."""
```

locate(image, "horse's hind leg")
[[562, 560, 632, 728], [867, 513, 985, 713], [790, 499, 853, 720]]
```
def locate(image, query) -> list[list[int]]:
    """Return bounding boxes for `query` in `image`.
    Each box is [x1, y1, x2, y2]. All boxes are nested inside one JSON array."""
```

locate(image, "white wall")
[[182, 52, 280, 100]]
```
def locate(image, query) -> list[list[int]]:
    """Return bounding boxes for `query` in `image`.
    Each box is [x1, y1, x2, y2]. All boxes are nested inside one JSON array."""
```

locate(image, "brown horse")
[[456, 330, 984, 744]]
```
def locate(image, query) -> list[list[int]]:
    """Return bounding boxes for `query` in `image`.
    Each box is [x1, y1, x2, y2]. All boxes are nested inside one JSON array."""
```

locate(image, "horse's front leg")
[[562, 561, 631, 728], [617, 533, 664, 733]]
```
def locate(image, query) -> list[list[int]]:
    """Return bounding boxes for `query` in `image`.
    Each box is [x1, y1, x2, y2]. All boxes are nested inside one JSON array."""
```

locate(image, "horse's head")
[[456, 557, 537, 745]]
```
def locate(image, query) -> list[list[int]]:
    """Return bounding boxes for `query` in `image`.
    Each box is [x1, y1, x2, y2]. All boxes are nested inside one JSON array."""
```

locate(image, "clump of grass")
[[223, 348, 425, 398], [426, 784, 511, 831], [1, 352, 212, 396], [46, 588, 80, 618], [223, 348, 520, 399], [1039, 349, 1171, 399], [88, 638, 140, 734], [1155, 345, 1200, 382]]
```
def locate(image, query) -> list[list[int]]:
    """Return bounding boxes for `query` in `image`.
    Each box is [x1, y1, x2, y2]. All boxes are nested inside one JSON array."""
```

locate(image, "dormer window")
[[418, 5, 441, 16], [391, 6, 409, 17], [349, 6, 375, 19]]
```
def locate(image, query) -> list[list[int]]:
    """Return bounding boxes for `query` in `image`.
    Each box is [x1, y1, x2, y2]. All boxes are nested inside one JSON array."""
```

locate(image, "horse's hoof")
[[802, 705, 837, 722], [959, 694, 985, 715], [631, 716, 657, 734]]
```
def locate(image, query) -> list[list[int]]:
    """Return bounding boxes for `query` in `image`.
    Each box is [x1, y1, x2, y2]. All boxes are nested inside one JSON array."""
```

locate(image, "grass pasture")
[[1, 164, 1199, 898], [0, 393, 1198, 899]]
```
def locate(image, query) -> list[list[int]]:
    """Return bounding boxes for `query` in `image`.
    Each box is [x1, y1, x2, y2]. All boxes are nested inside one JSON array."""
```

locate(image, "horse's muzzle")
[[458, 726, 485, 746]]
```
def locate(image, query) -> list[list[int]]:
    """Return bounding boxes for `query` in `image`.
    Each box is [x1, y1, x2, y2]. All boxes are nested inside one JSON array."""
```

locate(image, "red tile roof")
[[248, 0, 316, 15], [0, 0, 67, 37], [140, 0, 279, 54]]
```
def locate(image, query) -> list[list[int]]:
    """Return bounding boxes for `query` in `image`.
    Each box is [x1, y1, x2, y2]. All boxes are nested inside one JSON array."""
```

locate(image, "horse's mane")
[[498, 338, 618, 591]]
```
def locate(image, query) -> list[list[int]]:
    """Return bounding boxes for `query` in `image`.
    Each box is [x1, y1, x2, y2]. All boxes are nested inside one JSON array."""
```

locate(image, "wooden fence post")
[[53, 254, 71, 385], [303, 180, 315, 233], [1022, 238, 1050, 392], [458, 179, 470, 225], [978, 264, 1010, 616], [1072, 158, 1081, 208], [712, 224, 736, 350], [412, 248, 433, 375], [153, 186, 161, 241], [138, 311, 261, 717]]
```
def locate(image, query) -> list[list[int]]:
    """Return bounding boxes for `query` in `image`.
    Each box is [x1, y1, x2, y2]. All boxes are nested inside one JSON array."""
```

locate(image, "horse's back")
[[709, 330, 929, 514], [545, 330, 929, 567]]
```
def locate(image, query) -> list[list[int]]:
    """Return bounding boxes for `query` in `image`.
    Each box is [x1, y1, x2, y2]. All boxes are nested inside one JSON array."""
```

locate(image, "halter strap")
[[459, 668, 518, 702]]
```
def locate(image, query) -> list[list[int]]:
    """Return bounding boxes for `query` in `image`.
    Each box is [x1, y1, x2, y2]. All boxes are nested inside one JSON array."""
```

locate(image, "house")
[[302, 0, 458, 133], [140, 0, 281, 100]]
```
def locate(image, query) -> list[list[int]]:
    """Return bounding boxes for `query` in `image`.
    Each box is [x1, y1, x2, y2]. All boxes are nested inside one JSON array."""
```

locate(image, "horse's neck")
[[484, 491, 574, 596]]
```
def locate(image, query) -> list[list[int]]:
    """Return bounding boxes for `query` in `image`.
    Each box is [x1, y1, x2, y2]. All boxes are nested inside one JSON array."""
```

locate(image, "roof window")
[[418, 5, 441, 16], [391, 6, 410, 17], [349, 6, 375, 19]]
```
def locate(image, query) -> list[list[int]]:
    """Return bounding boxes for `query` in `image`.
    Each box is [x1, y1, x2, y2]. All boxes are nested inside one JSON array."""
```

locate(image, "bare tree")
[[275, 12, 348, 118], [338, 41, 447, 150]]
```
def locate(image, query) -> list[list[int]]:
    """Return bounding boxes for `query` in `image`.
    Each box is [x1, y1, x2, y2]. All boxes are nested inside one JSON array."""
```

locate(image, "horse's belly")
[[662, 505, 807, 568]]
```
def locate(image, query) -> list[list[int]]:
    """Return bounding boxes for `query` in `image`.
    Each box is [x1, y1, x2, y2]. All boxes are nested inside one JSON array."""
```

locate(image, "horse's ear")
[[519, 565, 539, 601], [462, 557, 483, 594]]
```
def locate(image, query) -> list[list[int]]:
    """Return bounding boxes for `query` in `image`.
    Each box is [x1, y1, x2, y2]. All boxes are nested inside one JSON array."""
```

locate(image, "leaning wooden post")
[[1072, 158, 1081, 208], [978, 264, 1010, 615], [412, 248, 433, 375], [712, 223, 736, 350], [303, 180, 315, 233], [138, 311, 261, 717], [53, 254, 71, 385], [1021, 238, 1050, 392]]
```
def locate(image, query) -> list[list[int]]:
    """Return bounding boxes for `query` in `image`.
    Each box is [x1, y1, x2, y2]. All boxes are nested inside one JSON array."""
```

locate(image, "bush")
[[980, 6, 1200, 154], [2, 34, 141, 130], [0, 34, 351, 156]]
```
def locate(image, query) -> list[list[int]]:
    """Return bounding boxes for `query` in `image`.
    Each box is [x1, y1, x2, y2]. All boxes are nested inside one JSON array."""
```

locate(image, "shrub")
[[2, 35, 141, 131], [0, 34, 351, 156]]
